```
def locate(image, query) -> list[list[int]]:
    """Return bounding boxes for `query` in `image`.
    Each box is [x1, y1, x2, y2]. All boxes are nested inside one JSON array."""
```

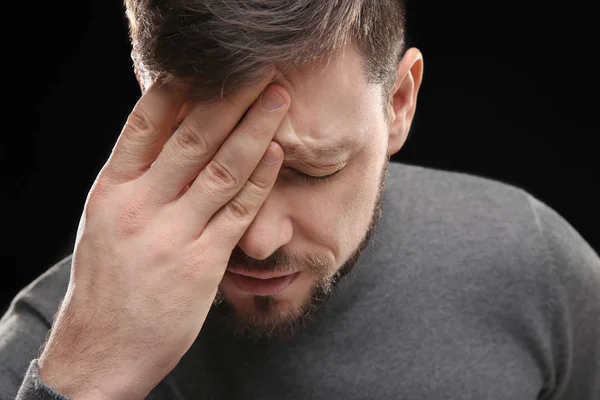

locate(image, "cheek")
[[285, 154, 380, 253], [334, 168, 380, 239]]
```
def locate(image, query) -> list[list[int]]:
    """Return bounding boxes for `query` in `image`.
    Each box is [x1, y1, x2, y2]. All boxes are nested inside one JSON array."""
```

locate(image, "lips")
[[226, 267, 298, 280], [225, 270, 300, 296]]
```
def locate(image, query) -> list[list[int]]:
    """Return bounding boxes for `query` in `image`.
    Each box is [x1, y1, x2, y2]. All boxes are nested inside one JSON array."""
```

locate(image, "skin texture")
[[36, 41, 423, 399], [176, 43, 425, 340]]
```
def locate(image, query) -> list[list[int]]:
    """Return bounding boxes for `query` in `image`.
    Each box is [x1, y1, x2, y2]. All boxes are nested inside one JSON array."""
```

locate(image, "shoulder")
[[380, 161, 600, 300], [384, 161, 538, 226], [368, 163, 600, 399], [382, 162, 549, 260], [384, 161, 598, 255]]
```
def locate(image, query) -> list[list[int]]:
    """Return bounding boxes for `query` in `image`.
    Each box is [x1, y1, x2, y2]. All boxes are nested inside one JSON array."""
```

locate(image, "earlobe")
[[387, 48, 424, 156]]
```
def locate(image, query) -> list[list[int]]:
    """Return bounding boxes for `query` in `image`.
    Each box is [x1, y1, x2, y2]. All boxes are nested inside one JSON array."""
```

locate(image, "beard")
[[211, 155, 390, 342]]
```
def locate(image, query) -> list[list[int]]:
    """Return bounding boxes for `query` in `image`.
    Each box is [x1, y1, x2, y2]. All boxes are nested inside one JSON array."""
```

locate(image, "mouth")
[[224, 269, 300, 296], [226, 266, 299, 280]]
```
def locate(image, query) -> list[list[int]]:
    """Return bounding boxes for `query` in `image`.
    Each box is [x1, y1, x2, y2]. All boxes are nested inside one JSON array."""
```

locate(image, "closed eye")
[[291, 168, 342, 185]]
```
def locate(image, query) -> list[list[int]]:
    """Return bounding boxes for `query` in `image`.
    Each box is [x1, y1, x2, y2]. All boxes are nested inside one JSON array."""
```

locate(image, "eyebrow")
[[278, 137, 358, 168]]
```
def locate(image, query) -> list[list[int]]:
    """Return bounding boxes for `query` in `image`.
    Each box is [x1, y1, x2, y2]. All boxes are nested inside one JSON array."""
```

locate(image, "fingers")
[[103, 78, 190, 184], [139, 70, 277, 205], [199, 141, 284, 250], [175, 84, 289, 236]]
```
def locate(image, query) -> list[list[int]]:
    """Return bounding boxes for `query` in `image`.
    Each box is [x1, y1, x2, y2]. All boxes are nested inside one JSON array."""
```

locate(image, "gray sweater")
[[1, 162, 599, 399]]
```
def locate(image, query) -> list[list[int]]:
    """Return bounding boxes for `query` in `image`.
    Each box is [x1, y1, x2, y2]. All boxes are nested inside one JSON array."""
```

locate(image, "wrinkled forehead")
[[271, 42, 370, 110], [269, 44, 384, 148]]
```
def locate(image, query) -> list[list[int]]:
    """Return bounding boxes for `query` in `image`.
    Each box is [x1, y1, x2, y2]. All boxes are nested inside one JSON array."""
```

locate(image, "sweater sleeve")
[[0, 256, 72, 400], [527, 195, 600, 400], [15, 360, 70, 400]]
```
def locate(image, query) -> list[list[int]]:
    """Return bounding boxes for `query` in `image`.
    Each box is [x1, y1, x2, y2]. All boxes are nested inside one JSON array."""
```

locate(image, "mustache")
[[227, 246, 330, 275]]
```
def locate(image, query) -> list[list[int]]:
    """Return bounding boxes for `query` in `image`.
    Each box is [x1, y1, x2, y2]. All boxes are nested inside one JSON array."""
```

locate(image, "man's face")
[[212, 43, 396, 340]]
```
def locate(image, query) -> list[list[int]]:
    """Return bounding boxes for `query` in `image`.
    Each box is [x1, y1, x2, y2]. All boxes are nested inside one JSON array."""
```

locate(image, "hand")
[[37, 71, 289, 399]]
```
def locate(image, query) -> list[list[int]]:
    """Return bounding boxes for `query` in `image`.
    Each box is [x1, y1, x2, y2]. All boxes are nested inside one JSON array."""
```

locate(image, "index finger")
[[103, 77, 191, 184]]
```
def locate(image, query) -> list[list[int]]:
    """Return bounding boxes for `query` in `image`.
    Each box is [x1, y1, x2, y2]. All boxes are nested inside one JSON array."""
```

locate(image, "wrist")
[[37, 353, 115, 400]]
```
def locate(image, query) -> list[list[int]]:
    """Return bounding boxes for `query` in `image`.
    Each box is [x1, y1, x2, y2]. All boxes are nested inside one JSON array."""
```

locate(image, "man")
[[1, 0, 599, 399]]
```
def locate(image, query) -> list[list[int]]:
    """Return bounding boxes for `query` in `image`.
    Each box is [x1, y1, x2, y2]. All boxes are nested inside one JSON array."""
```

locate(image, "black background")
[[2, 1, 598, 314]]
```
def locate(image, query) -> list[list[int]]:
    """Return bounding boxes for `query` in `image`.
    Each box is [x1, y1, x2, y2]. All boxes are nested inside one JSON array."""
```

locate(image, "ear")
[[386, 48, 424, 156]]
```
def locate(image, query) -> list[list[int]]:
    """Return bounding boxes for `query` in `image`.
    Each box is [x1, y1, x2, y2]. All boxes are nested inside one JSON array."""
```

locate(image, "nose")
[[236, 187, 293, 260]]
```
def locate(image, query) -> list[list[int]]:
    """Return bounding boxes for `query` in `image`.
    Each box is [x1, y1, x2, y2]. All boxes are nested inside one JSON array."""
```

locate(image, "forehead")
[[271, 42, 371, 119], [269, 43, 384, 158]]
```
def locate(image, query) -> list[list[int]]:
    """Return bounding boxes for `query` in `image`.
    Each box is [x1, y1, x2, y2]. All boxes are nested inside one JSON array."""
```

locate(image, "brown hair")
[[123, 0, 406, 106]]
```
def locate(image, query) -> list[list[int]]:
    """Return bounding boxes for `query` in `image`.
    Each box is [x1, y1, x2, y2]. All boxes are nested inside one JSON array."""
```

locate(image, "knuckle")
[[204, 160, 240, 190], [247, 173, 273, 192], [171, 122, 211, 161], [227, 196, 253, 220], [115, 199, 150, 237], [125, 108, 159, 138]]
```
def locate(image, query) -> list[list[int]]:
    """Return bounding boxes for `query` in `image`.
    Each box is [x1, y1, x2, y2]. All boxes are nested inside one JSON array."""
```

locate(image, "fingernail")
[[262, 145, 281, 165], [261, 88, 286, 111]]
